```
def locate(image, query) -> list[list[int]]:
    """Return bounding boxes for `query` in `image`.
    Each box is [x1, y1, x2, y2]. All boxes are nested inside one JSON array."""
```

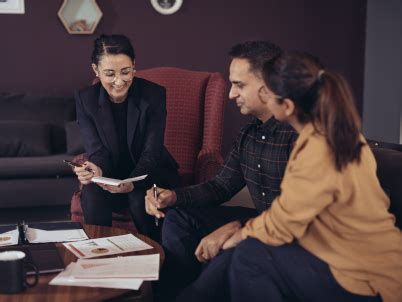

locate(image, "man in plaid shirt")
[[146, 41, 297, 301]]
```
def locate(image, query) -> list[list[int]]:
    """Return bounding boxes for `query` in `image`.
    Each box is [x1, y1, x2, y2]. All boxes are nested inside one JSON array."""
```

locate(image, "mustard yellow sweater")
[[242, 123, 402, 302]]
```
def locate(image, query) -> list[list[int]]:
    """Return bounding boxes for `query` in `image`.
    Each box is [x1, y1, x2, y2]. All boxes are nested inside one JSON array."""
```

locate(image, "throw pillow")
[[0, 121, 51, 156], [65, 121, 85, 155]]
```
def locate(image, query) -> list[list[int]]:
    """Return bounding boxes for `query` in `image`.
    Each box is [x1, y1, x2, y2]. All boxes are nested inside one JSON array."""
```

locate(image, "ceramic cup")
[[0, 251, 39, 294]]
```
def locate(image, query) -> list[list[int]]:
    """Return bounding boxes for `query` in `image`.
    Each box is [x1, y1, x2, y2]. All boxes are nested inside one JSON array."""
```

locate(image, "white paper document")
[[74, 254, 159, 280], [49, 263, 143, 290], [91, 174, 148, 186], [0, 227, 19, 246], [63, 233, 153, 259], [27, 228, 89, 244]]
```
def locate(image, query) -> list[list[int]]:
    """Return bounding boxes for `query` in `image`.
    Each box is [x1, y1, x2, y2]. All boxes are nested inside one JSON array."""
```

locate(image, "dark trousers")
[[159, 206, 258, 301], [176, 238, 382, 302], [81, 183, 157, 238]]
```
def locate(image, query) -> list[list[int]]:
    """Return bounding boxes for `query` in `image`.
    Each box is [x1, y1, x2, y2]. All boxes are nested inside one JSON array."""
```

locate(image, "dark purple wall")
[[0, 0, 366, 155]]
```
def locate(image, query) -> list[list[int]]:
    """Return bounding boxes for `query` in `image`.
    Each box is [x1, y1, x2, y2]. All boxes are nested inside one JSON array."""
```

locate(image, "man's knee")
[[164, 208, 186, 225], [162, 209, 188, 235], [162, 208, 199, 248]]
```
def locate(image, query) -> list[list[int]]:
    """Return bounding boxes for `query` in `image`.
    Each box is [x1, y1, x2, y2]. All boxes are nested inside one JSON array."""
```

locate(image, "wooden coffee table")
[[0, 224, 164, 302]]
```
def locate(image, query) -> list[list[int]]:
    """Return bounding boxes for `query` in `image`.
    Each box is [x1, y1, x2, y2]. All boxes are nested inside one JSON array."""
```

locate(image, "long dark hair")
[[91, 34, 135, 65], [263, 52, 363, 171]]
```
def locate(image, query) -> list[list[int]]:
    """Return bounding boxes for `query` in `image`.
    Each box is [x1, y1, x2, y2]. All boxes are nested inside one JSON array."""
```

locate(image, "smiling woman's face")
[[92, 54, 135, 103]]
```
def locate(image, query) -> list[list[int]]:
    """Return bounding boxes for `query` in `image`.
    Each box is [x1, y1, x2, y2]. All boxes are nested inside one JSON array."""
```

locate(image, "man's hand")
[[74, 161, 102, 185], [145, 187, 177, 218], [195, 221, 242, 263], [222, 228, 246, 250]]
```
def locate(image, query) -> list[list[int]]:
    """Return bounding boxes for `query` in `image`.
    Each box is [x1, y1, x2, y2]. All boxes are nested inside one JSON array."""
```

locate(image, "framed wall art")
[[58, 0, 103, 35], [0, 0, 24, 14], [150, 0, 183, 15]]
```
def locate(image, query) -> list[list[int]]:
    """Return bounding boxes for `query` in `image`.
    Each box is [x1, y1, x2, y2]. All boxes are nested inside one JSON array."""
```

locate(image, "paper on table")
[[63, 233, 153, 259], [74, 254, 159, 280], [26, 228, 89, 244], [91, 174, 148, 186], [0, 227, 19, 246], [49, 263, 143, 290]]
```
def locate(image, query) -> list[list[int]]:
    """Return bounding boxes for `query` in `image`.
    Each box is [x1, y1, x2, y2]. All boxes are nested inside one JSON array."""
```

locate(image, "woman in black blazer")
[[73, 34, 180, 239]]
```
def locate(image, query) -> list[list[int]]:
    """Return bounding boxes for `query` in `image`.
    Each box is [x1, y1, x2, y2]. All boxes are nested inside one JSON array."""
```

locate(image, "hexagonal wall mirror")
[[58, 0, 103, 34]]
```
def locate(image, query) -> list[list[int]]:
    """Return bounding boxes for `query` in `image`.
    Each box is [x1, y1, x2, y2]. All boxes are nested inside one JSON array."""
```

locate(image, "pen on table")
[[153, 184, 159, 227], [107, 238, 124, 251]]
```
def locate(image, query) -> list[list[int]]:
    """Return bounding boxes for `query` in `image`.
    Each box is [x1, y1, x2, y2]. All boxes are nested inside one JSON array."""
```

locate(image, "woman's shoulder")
[[292, 124, 333, 166]]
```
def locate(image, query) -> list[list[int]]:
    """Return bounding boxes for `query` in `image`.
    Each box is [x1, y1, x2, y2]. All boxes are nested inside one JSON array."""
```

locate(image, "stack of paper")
[[49, 254, 159, 290], [74, 254, 159, 280], [63, 233, 153, 259]]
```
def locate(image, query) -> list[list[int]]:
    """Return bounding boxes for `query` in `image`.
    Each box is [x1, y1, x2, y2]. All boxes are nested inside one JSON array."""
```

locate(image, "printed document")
[[49, 263, 143, 290], [0, 221, 88, 245], [0, 227, 19, 246], [63, 233, 153, 259], [74, 254, 159, 280]]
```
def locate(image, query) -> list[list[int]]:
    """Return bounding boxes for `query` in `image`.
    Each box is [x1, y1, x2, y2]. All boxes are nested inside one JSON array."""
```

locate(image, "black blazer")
[[75, 78, 179, 189]]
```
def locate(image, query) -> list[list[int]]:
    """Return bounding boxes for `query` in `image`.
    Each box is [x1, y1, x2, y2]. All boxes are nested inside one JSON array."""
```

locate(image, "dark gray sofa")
[[0, 93, 82, 208], [368, 140, 402, 229]]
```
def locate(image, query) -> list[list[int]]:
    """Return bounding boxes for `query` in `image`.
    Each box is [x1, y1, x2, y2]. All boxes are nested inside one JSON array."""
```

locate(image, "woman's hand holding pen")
[[74, 161, 102, 185], [145, 187, 177, 218]]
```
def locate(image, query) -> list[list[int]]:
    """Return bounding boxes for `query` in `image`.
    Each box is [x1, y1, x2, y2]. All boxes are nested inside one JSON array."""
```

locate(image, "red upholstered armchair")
[[70, 67, 226, 231]]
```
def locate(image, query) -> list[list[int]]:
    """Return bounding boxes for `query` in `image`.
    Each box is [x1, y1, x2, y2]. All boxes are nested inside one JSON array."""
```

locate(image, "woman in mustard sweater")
[[175, 52, 402, 302]]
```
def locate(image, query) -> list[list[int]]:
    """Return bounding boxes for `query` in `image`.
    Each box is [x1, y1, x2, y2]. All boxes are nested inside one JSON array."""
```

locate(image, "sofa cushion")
[[0, 177, 78, 207], [65, 121, 85, 155], [0, 94, 75, 125], [0, 93, 76, 153], [371, 147, 402, 229], [0, 154, 75, 179], [0, 121, 51, 156]]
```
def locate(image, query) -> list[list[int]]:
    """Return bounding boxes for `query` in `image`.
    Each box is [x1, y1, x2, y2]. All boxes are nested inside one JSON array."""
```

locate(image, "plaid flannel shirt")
[[175, 117, 298, 213]]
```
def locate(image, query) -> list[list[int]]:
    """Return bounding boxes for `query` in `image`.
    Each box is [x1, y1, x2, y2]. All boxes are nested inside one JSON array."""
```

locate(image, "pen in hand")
[[153, 184, 159, 227], [84, 166, 95, 174], [63, 160, 95, 174], [79, 163, 95, 175]]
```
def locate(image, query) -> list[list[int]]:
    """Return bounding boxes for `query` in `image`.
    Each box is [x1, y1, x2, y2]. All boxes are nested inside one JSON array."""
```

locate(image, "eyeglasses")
[[98, 66, 136, 83]]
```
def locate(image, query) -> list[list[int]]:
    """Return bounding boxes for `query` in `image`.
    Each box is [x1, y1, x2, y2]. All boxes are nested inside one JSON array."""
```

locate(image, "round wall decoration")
[[150, 0, 183, 15]]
